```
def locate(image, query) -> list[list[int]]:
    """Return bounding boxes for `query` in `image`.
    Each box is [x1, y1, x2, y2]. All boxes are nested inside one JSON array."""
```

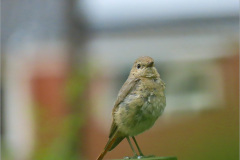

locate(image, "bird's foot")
[[124, 155, 155, 159], [123, 154, 138, 159], [136, 155, 155, 159]]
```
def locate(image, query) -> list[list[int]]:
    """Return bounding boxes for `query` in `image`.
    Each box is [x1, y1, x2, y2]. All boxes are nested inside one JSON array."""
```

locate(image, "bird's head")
[[129, 56, 160, 78]]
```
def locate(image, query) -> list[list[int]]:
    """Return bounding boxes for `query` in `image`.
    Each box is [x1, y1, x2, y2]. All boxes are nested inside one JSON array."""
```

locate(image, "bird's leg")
[[126, 137, 138, 157], [132, 136, 144, 156]]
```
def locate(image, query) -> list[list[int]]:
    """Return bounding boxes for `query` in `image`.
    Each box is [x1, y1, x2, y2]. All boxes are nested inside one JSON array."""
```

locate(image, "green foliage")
[[33, 65, 90, 160]]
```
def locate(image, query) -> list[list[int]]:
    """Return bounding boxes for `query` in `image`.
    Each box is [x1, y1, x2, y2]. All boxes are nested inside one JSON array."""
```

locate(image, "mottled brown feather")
[[109, 78, 140, 138]]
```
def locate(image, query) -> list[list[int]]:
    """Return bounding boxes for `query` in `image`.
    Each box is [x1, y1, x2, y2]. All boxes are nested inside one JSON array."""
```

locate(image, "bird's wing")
[[109, 77, 140, 138], [114, 77, 140, 109]]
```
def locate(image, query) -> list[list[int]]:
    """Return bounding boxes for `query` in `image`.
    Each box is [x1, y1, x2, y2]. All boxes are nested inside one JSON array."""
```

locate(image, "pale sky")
[[78, 0, 238, 29]]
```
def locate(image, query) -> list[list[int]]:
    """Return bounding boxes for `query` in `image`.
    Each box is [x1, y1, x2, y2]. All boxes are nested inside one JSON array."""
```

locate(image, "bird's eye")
[[137, 64, 141, 69]]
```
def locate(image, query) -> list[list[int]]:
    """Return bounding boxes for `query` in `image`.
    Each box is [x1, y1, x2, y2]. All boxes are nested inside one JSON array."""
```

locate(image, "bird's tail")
[[97, 136, 117, 160], [97, 133, 124, 160]]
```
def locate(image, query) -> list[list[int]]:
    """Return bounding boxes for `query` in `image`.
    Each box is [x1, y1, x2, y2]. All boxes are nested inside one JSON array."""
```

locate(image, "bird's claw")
[[124, 155, 155, 159]]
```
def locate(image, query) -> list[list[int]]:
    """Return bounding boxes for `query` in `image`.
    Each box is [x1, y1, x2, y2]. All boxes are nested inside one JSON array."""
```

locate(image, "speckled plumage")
[[97, 56, 166, 160], [115, 77, 166, 136]]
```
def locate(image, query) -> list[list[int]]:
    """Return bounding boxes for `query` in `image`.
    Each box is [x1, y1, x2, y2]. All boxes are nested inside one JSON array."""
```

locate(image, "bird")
[[97, 56, 166, 160]]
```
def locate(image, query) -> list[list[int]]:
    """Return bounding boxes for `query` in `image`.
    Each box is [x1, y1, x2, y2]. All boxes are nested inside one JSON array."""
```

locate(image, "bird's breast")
[[114, 78, 166, 136]]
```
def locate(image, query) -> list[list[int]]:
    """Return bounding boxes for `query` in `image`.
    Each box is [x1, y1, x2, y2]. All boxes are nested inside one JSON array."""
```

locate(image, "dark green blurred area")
[[1, 0, 239, 160]]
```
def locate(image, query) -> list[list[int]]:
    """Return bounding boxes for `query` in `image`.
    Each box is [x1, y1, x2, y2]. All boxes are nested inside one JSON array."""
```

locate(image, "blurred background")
[[1, 0, 239, 160]]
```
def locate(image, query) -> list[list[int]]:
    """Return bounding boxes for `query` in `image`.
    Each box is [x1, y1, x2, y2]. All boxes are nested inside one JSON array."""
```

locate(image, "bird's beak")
[[147, 61, 154, 67]]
